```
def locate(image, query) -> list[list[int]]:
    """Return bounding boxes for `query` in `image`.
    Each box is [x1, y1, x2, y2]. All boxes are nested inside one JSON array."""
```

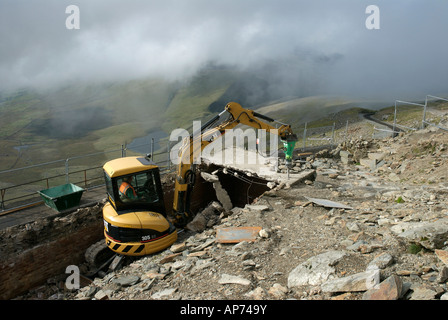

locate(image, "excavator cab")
[[102, 156, 177, 256]]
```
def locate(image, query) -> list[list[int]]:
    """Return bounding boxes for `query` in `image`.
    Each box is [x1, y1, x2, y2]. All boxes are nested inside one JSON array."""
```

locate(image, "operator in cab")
[[119, 176, 137, 200]]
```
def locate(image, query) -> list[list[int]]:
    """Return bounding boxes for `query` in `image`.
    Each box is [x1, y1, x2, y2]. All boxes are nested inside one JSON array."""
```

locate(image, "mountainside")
[[0, 64, 386, 173], [4, 62, 446, 189], [0, 70, 223, 172]]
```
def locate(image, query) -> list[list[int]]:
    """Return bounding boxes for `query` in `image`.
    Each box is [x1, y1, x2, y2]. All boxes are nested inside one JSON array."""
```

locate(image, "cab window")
[[115, 171, 159, 204], [104, 172, 114, 201]]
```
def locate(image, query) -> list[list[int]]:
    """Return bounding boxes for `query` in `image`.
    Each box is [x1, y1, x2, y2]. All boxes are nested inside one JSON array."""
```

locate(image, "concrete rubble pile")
[[14, 126, 448, 301]]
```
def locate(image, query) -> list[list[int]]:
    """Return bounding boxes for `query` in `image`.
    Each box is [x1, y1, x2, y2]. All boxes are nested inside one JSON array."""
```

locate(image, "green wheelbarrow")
[[38, 183, 85, 212]]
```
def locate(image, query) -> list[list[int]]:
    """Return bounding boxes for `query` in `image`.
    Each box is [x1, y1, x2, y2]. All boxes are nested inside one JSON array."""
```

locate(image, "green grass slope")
[[0, 66, 395, 177], [0, 68, 240, 173]]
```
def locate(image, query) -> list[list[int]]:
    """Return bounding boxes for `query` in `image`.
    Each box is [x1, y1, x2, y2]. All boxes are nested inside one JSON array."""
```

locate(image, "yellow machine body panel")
[[103, 202, 177, 256], [103, 156, 158, 178], [104, 230, 177, 256], [101, 156, 177, 256]]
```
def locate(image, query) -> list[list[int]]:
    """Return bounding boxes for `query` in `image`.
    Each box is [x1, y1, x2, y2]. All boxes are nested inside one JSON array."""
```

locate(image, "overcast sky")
[[1, 0, 448, 100]]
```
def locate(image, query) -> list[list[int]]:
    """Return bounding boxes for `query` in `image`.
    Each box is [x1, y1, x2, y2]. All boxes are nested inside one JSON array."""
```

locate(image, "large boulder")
[[391, 218, 448, 250]]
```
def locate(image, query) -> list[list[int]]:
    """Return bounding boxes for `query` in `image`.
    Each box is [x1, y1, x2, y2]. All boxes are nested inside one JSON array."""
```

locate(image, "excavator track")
[[85, 239, 114, 268]]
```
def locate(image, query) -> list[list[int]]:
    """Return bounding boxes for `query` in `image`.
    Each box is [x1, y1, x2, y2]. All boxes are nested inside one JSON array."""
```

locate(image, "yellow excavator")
[[101, 102, 297, 257]]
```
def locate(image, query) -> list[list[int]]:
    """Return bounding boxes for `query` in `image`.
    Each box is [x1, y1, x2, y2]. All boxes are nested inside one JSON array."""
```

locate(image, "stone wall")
[[0, 202, 104, 300], [0, 166, 259, 300]]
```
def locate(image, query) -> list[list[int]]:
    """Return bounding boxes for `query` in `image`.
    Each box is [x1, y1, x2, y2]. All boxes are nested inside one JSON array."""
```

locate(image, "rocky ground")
[[16, 126, 448, 301]]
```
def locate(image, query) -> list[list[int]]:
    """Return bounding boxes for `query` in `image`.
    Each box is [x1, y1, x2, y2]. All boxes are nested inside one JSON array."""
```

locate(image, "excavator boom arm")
[[224, 102, 295, 140], [172, 102, 297, 227]]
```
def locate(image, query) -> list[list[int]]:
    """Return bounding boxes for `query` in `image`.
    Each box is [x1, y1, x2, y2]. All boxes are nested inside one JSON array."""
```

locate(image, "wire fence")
[[371, 95, 448, 139], [0, 123, 337, 214], [423, 95, 448, 131], [0, 140, 175, 214], [1, 95, 447, 215], [298, 122, 337, 151]]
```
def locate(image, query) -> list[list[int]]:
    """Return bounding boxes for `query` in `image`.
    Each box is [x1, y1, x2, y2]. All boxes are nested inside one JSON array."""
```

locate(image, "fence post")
[[1, 189, 5, 210], [422, 96, 428, 129], [393, 101, 397, 133], [303, 122, 307, 150], [423, 95, 448, 130], [151, 138, 154, 159], [345, 120, 349, 143], [331, 122, 336, 147], [65, 159, 69, 184]]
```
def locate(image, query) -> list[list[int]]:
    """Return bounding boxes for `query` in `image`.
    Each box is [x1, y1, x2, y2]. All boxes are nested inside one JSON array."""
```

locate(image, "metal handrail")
[[0, 141, 174, 213], [0, 162, 175, 214]]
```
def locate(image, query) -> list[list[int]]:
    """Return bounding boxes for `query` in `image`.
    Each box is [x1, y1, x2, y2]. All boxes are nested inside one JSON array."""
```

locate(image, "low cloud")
[[1, 0, 448, 100]]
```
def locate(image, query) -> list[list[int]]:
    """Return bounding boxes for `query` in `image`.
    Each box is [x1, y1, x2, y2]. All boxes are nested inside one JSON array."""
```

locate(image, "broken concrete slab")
[[111, 275, 140, 287], [200, 171, 219, 182], [340, 150, 353, 165], [159, 253, 182, 264], [367, 253, 394, 270], [218, 274, 251, 286], [186, 201, 224, 232], [244, 204, 269, 212], [321, 269, 380, 293], [368, 152, 386, 161], [287, 250, 348, 288], [339, 150, 352, 158], [388, 172, 401, 182], [289, 169, 316, 186], [170, 242, 187, 253], [216, 226, 262, 243], [151, 288, 177, 299], [200, 172, 233, 211], [202, 146, 316, 186], [190, 238, 215, 252], [305, 197, 353, 210], [360, 158, 377, 171], [108, 255, 125, 272], [94, 290, 110, 300]]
